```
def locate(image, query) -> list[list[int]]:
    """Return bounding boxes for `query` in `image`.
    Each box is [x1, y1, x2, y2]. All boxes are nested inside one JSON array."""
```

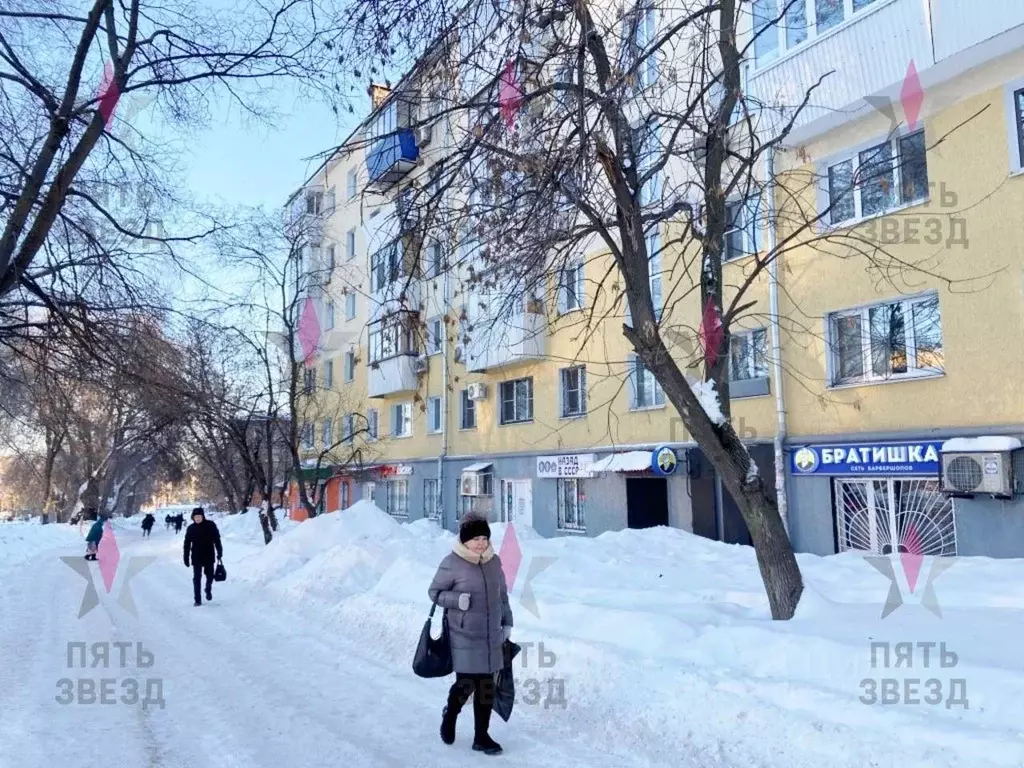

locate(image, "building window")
[[460, 390, 476, 429], [323, 360, 334, 389], [385, 479, 409, 518], [557, 478, 586, 532], [499, 377, 533, 425], [347, 229, 356, 261], [630, 356, 665, 409], [347, 169, 358, 200], [424, 478, 441, 521], [370, 243, 403, 292], [345, 292, 356, 320], [392, 402, 412, 437], [827, 294, 943, 386], [301, 423, 314, 450], [754, 0, 880, 66], [325, 301, 335, 330], [826, 130, 928, 226], [303, 367, 316, 394], [558, 261, 584, 313], [321, 418, 333, 447], [428, 396, 442, 433], [305, 190, 323, 215], [427, 317, 443, 355], [428, 241, 444, 277], [647, 230, 663, 318], [621, 5, 657, 90], [1012, 86, 1024, 171], [560, 366, 586, 418], [344, 351, 356, 382], [724, 198, 762, 261], [326, 245, 336, 272], [342, 414, 354, 443], [367, 409, 379, 440], [729, 329, 769, 381], [340, 482, 350, 509]]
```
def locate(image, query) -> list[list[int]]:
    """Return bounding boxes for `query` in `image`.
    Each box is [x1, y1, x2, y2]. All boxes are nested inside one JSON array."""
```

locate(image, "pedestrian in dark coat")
[[183, 507, 223, 606], [428, 514, 513, 755], [141, 513, 155, 537]]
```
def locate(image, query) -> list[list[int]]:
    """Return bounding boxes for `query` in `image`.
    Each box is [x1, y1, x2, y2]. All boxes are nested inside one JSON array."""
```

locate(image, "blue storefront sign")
[[791, 441, 943, 476], [651, 446, 678, 476]]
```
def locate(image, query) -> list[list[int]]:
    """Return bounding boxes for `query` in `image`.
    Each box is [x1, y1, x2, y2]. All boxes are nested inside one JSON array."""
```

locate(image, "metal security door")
[[835, 478, 956, 555]]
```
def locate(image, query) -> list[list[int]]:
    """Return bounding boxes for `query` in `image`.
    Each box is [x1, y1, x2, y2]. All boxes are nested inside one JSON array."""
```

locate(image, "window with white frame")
[[724, 197, 762, 261], [367, 409, 379, 440], [301, 423, 314, 450], [427, 241, 443, 278], [370, 243, 403, 292], [559, 261, 584, 313], [345, 292, 356, 320], [827, 294, 943, 386], [392, 402, 412, 437], [826, 130, 928, 226], [305, 190, 323, 215], [499, 377, 533, 424], [729, 329, 769, 381], [620, 5, 657, 90], [647, 229, 663, 318], [630, 355, 665, 408], [347, 229, 356, 261], [326, 245, 336, 271], [344, 351, 356, 382], [303, 367, 316, 394], [321, 418, 333, 447], [560, 366, 586, 418], [427, 317, 443, 355], [347, 169, 358, 199], [428, 396, 442, 433], [385, 479, 409, 518], [423, 478, 442, 521], [631, 120, 661, 207], [325, 301, 335, 330], [370, 100, 397, 141], [557, 478, 586, 531], [323, 360, 334, 389], [342, 414, 355, 443], [460, 390, 476, 429], [754, 0, 882, 67]]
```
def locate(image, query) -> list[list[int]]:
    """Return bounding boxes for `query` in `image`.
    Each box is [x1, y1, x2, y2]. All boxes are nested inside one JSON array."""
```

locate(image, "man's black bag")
[[213, 561, 227, 582], [412, 603, 453, 678], [492, 639, 522, 722]]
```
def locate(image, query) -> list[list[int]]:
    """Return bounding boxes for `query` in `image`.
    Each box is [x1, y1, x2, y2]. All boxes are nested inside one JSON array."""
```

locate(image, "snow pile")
[[231, 506, 1024, 768], [0, 521, 83, 576], [942, 436, 1023, 452]]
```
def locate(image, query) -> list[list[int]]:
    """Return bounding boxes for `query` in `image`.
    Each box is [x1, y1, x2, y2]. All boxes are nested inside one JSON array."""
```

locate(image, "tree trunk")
[[258, 508, 273, 545]]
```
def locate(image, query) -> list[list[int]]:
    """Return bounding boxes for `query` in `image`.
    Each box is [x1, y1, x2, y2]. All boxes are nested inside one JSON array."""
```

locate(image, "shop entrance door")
[[834, 478, 956, 556]]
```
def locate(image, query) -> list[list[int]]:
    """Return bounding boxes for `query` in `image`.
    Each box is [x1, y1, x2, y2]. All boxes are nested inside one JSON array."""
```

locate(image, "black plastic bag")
[[412, 603, 453, 678], [213, 562, 227, 582], [492, 640, 521, 722]]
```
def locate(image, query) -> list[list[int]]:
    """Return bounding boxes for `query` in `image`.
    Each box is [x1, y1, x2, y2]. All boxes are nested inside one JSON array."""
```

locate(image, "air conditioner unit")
[[414, 355, 429, 373], [941, 451, 1015, 496], [460, 472, 482, 496], [416, 123, 433, 147], [467, 382, 487, 401]]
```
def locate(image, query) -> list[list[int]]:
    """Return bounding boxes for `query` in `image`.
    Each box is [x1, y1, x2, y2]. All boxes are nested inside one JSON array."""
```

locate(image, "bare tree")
[[330, 0, 987, 618]]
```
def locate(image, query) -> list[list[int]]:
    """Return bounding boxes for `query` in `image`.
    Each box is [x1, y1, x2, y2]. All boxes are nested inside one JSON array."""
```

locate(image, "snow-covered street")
[[1, 508, 1022, 768]]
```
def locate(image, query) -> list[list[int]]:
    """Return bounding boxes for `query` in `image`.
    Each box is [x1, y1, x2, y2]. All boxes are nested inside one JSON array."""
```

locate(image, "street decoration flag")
[[499, 59, 523, 130], [297, 297, 321, 367], [699, 298, 724, 369]]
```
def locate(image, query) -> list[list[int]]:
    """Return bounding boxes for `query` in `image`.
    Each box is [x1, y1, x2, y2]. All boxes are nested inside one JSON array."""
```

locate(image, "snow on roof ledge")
[[942, 436, 1023, 453], [589, 450, 652, 473]]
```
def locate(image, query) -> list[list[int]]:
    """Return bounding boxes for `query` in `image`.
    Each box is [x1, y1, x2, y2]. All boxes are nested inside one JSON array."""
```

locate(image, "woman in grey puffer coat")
[[428, 514, 513, 756]]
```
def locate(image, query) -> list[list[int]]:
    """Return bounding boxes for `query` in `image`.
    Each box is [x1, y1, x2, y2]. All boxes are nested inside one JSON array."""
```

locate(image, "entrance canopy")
[[589, 451, 652, 474], [462, 461, 493, 473]]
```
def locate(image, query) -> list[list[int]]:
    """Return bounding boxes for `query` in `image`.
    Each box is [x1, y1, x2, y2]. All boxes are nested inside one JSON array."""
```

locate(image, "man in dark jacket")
[[141, 513, 155, 537], [428, 514, 513, 755], [183, 507, 223, 607]]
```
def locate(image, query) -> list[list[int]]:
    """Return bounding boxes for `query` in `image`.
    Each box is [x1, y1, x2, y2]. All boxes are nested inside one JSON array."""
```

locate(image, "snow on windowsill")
[[942, 436, 1023, 453]]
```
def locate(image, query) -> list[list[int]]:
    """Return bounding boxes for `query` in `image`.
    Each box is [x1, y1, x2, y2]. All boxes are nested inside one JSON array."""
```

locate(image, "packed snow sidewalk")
[[226, 501, 1024, 768]]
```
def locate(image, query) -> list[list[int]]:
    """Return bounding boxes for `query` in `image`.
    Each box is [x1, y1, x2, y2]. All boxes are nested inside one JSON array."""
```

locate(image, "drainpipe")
[[766, 144, 789, 534], [437, 252, 451, 528]]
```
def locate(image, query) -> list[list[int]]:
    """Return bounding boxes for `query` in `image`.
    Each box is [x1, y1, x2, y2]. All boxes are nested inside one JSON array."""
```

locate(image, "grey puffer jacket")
[[428, 543, 513, 675]]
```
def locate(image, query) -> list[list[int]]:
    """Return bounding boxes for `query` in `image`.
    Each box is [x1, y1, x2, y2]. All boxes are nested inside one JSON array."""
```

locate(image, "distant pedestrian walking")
[[428, 514, 513, 756], [141, 513, 155, 538], [173, 513, 184, 534], [165, 514, 172, 530], [84, 510, 108, 561], [183, 507, 223, 607]]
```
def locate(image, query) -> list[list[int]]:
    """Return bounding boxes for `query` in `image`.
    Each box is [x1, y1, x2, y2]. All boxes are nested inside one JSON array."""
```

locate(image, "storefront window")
[[557, 478, 586, 532], [386, 479, 408, 518], [834, 478, 955, 556]]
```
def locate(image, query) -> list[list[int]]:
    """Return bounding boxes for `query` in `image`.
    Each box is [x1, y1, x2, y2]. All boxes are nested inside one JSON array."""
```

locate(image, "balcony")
[[466, 311, 547, 373], [367, 129, 420, 186], [746, 0, 1024, 143], [368, 353, 419, 398]]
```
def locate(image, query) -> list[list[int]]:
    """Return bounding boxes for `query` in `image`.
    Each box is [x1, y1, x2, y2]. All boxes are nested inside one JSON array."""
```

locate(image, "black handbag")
[[492, 640, 521, 722], [412, 603, 453, 678], [213, 562, 227, 582]]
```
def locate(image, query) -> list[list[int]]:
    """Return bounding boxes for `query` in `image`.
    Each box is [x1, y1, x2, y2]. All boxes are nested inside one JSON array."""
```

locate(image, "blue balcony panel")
[[367, 129, 420, 185]]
